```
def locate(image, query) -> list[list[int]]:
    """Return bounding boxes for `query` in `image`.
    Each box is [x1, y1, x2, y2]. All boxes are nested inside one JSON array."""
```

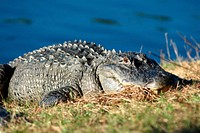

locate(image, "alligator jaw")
[[156, 77, 193, 94], [119, 74, 194, 94], [120, 81, 171, 94]]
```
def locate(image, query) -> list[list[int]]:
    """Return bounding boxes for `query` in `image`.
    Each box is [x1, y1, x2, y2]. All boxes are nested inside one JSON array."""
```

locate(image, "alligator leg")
[[39, 86, 82, 107]]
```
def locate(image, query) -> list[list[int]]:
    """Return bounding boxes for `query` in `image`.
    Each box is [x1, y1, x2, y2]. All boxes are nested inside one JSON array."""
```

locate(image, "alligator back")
[[8, 40, 106, 102]]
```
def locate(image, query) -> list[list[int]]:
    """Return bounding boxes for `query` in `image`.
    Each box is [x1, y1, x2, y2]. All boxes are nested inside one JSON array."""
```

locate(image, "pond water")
[[0, 0, 199, 63]]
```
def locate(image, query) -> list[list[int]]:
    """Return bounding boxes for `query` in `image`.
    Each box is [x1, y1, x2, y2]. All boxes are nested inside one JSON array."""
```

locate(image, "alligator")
[[0, 40, 193, 125]]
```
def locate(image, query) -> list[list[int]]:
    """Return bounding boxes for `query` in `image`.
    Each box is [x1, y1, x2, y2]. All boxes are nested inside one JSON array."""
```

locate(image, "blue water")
[[0, 0, 199, 63]]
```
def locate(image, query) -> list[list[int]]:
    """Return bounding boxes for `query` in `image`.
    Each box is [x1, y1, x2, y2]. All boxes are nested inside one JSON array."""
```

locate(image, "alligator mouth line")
[[120, 79, 158, 89], [120, 81, 173, 94]]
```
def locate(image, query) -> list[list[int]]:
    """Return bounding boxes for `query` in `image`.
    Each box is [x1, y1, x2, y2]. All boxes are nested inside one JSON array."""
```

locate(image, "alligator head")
[[96, 52, 191, 93]]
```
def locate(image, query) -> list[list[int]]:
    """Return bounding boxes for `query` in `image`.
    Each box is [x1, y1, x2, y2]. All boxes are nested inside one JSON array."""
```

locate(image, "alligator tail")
[[0, 64, 15, 102], [0, 64, 15, 126]]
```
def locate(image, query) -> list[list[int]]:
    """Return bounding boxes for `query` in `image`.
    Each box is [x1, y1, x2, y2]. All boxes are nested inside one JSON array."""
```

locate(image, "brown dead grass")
[[74, 86, 159, 106], [165, 61, 200, 80]]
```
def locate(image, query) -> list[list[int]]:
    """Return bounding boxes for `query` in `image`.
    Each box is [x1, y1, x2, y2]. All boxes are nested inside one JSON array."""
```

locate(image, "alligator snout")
[[152, 73, 193, 93]]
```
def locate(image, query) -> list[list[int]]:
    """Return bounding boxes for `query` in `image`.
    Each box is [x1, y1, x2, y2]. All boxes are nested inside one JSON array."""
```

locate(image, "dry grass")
[[0, 61, 200, 133]]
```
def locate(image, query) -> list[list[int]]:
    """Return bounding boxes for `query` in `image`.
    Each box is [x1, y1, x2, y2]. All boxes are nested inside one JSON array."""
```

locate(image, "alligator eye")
[[119, 57, 130, 64], [123, 57, 129, 63]]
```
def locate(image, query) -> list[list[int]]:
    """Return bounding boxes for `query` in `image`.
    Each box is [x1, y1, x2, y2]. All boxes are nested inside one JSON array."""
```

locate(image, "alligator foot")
[[39, 86, 81, 107]]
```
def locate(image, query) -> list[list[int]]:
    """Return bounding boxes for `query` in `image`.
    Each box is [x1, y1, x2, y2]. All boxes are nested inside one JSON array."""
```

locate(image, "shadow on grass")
[[150, 125, 200, 133]]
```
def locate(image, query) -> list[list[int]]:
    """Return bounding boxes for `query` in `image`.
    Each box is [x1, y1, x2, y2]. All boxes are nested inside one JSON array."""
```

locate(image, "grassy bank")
[[1, 61, 200, 133]]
